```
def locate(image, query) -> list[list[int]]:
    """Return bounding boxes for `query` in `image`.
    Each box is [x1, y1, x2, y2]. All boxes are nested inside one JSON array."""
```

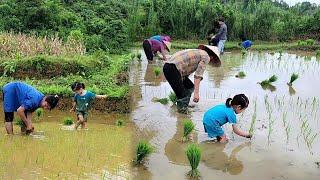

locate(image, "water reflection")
[[201, 142, 250, 175]]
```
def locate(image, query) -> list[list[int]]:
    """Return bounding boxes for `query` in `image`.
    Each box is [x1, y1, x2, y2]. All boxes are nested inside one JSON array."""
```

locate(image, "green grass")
[[186, 144, 201, 178], [136, 52, 142, 60], [63, 117, 74, 126], [169, 92, 177, 104], [115, 119, 125, 127], [155, 98, 169, 105], [288, 73, 299, 86], [154, 67, 161, 77], [235, 71, 246, 78], [135, 140, 153, 165], [130, 53, 136, 60], [183, 119, 195, 142]]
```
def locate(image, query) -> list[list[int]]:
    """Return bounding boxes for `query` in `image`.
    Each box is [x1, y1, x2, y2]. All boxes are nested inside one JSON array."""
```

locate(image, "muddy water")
[[0, 108, 135, 179], [130, 51, 320, 179]]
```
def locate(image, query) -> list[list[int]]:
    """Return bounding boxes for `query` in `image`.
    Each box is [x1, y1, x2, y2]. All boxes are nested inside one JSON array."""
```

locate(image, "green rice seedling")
[[186, 144, 201, 178], [249, 102, 257, 136], [130, 53, 136, 60], [115, 119, 125, 127], [287, 73, 299, 86], [155, 98, 169, 105], [183, 119, 195, 142], [154, 67, 161, 77], [268, 75, 278, 83], [63, 117, 74, 126], [241, 49, 247, 55], [305, 39, 315, 45], [135, 140, 153, 165], [35, 108, 44, 121], [14, 118, 25, 127], [235, 71, 246, 78], [136, 52, 142, 60], [316, 50, 320, 57], [278, 49, 283, 55], [169, 92, 177, 104]]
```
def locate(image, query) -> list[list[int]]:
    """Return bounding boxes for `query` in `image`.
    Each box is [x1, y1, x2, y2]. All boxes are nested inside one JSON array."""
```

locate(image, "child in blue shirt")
[[203, 94, 252, 143], [69, 82, 107, 130]]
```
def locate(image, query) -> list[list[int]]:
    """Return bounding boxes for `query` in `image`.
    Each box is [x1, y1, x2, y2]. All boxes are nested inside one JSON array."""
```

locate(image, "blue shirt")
[[73, 91, 96, 112], [203, 104, 237, 127], [241, 40, 253, 49], [3, 82, 44, 112]]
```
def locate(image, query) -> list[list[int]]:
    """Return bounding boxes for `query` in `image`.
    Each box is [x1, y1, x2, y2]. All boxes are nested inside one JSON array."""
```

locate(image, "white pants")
[[218, 40, 226, 54]]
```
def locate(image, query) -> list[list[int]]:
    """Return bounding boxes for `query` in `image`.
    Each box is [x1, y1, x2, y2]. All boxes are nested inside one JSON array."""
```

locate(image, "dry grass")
[[0, 32, 85, 59]]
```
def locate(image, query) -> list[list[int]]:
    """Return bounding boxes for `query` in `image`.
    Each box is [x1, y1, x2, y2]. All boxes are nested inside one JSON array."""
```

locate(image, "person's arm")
[[215, 26, 224, 38], [96, 95, 107, 99], [70, 101, 76, 112], [232, 124, 251, 138], [17, 106, 33, 130], [193, 78, 201, 102]]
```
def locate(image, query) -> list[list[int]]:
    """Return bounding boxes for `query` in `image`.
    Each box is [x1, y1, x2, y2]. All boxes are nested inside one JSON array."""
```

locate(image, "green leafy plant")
[[287, 73, 299, 86], [305, 39, 315, 45], [316, 50, 320, 57], [135, 140, 153, 165], [115, 119, 125, 127], [136, 52, 142, 60], [35, 108, 44, 121], [259, 75, 277, 87], [63, 117, 74, 126], [155, 98, 169, 105], [186, 144, 201, 178], [130, 53, 136, 60], [154, 67, 161, 77], [14, 118, 25, 128], [183, 119, 195, 142], [1, 61, 17, 76], [169, 92, 177, 104], [268, 75, 278, 83], [235, 71, 246, 78]]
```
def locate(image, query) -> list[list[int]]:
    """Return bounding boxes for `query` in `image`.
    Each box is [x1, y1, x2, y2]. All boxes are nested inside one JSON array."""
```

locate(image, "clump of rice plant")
[[287, 73, 299, 86], [35, 108, 44, 121], [297, 40, 307, 46], [183, 119, 195, 142], [63, 117, 74, 125], [136, 52, 142, 60], [15, 118, 25, 127], [249, 102, 257, 136], [186, 144, 201, 178], [241, 49, 247, 55], [154, 67, 161, 77], [316, 50, 320, 57], [305, 39, 315, 45], [155, 98, 169, 105], [134, 140, 153, 165], [115, 119, 125, 127], [130, 53, 136, 60], [235, 71, 246, 78], [169, 92, 177, 104], [259, 75, 278, 87]]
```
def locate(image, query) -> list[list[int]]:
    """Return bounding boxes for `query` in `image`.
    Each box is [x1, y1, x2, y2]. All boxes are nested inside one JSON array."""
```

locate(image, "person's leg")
[[74, 113, 84, 130], [143, 40, 154, 61], [218, 40, 226, 54], [4, 112, 14, 134], [80, 112, 88, 129], [163, 63, 187, 99]]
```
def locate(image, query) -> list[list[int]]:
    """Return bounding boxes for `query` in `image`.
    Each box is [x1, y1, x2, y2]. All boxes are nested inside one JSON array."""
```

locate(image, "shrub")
[[135, 140, 153, 165], [186, 144, 201, 178]]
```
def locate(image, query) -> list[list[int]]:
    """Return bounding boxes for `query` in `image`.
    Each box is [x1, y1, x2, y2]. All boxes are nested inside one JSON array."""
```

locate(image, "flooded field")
[[1, 50, 320, 179], [130, 50, 320, 179]]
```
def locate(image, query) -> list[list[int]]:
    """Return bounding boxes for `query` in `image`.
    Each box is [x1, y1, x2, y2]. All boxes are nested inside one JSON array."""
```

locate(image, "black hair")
[[225, 94, 249, 109], [71, 82, 85, 91], [218, 17, 225, 22], [45, 95, 59, 110]]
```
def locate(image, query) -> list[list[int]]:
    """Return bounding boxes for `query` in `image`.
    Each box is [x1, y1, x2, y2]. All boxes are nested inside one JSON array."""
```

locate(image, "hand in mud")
[[26, 126, 34, 135]]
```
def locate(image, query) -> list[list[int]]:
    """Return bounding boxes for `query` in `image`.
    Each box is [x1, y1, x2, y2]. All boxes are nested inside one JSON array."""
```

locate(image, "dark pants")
[[163, 63, 194, 111], [143, 40, 153, 61]]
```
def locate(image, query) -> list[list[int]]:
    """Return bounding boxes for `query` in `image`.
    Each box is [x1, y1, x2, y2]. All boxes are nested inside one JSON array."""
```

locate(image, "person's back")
[[203, 104, 236, 127], [218, 23, 227, 40]]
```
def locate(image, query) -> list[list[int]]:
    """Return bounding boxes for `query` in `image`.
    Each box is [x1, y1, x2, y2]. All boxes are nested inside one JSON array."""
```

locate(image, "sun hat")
[[163, 36, 171, 42], [163, 40, 171, 52], [199, 45, 221, 64]]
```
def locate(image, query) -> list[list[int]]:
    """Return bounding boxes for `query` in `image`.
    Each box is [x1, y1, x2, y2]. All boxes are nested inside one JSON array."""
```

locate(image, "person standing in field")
[[163, 45, 221, 113], [2, 81, 59, 135], [142, 38, 171, 62], [216, 17, 228, 55], [70, 82, 107, 130]]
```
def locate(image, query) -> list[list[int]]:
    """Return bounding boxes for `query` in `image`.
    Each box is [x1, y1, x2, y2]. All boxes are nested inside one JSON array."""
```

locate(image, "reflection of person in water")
[[201, 142, 250, 175]]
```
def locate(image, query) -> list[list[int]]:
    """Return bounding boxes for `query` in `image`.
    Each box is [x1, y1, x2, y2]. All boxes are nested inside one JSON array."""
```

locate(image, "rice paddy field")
[[1, 49, 320, 179]]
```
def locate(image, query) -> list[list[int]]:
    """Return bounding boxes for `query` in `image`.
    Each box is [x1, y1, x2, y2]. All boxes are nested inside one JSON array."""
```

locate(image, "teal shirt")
[[203, 104, 237, 127], [73, 91, 96, 112]]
